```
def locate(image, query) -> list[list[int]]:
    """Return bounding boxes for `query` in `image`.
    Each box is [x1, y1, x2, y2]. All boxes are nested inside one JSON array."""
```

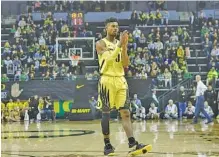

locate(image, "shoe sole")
[[128, 144, 152, 156], [106, 152, 117, 156]]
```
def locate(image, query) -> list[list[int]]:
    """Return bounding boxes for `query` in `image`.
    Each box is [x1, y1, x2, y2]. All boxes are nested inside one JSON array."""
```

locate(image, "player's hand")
[[119, 30, 129, 47]]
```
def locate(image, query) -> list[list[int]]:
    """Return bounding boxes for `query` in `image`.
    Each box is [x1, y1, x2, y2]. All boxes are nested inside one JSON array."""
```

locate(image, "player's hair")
[[105, 17, 119, 26]]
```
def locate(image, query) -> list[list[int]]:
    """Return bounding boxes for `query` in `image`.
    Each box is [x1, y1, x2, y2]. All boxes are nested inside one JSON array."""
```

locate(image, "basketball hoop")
[[71, 55, 80, 67]]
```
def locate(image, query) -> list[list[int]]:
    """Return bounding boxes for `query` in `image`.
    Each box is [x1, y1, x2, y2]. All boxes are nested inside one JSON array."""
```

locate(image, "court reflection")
[[1, 120, 219, 157]]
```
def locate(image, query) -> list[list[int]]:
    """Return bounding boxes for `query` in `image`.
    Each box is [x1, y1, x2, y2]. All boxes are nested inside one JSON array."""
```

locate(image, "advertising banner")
[[2, 78, 152, 120]]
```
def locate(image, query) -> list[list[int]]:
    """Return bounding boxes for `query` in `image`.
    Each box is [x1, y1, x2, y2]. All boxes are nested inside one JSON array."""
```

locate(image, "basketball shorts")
[[98, 75, 129, 111]]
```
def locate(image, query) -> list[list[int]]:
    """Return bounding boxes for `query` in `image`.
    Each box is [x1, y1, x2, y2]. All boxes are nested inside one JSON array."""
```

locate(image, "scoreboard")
[[71, 12, 84, 26]]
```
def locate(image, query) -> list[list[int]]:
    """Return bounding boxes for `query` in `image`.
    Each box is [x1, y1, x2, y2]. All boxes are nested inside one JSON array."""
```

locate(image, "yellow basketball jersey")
[[7, 102, 14, 111], [98, 38, 124, 77], [1, 103, 5, 111]]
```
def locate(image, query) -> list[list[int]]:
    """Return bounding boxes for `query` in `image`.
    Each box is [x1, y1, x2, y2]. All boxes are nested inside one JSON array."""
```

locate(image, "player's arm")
[[96, 40, 122, 61], [121, 30, 130, 67], [96, 31, 127, 61], [121, 44, 130, 67]]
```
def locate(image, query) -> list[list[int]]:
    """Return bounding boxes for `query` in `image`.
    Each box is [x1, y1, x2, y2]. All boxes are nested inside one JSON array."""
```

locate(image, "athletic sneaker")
[[128, 143, 152, 154], [104, 144, 115, 156], [205, 120, 213, 124], [129, 141, 138, 148]]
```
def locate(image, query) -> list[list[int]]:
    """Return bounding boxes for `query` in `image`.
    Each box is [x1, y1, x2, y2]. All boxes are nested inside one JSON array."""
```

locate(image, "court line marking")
[[1, 130, 95, 139], [1, 153, 36, 157]]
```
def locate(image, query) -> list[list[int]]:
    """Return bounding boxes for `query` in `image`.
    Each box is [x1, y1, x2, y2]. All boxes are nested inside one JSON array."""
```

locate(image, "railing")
[[158, 76, 194, 112]]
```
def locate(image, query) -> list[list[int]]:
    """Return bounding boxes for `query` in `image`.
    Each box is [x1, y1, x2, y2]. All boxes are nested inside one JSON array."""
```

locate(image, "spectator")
[[163, 32, 170, 49], [184, 101, 195, 119], [180, 61, 188, 73], [211, 45, 219, 57], [177, 26, 183, 42], [162, 9, 169, 25], [13, 56, 22, 68], [161, 60, 169, 73], [28, 95, 39, 122], [10, 25, 16, 37], [206, 67, 218, 86], [149, 11, 156, 25], [36, 97, 44, 120], [1, 74, 9, 82], [133, 27, 141, 43], [51, 70, 58, 80], [157, 72, 165, 88], [84, 22, 93, 36], [164, 99, 178, 119], [148, 40, 155, 55], [155, 9, 162, 25], [134, 54, 142, 66], [170, 61, 179, 74], [20, 71, 29, 81], [130, 10, 139, 25], [39, 35, 46, 46], [89, 97, 99, 119], [138, 11, 147, 26], [178, 86, 187, 119], [43, 70, 51, 80], [189, 12, 195, 27], [61, 23, 70, 37], [60, 63, 69, 77], [154, 38, 163, 54], [85, 73, 94, 80], [34, 1, 41, 12], [34, 59, 40, 72], [42, 96, 53, 121], [136, 105, 146, 120], [188, 85, 196, 105], [201, 24, 209, 42], [132, 94, 141, 108], [170, 32, 179, 48], [151, 62, 159, 77], [177, 46, 185, 66], [204, 85, 217, 117], [176, 69, 183, 83], [147, 103, 159, 119], [138, 33, 147, 48], [182, 28, 190, 44], [18, 17, 26, 28], [163, 68, 172, 88], [156, 1, 165, 10], [203, 38, 212, 56], [200, 101, 214, 118], [14, 27, 22, 39], [14, 65, 22, 81], [212, 29, 218, 43], [131, 94, 145, 120], [199, 10, 206, 27], [128, 33, 137, 50]]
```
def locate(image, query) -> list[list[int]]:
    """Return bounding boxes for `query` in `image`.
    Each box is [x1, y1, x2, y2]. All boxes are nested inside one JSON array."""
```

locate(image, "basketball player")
[[96, 18, 152, 156]]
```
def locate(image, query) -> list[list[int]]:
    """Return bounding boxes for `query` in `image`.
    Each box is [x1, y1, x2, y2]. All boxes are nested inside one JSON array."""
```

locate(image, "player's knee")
[[120, 109, 130, 119], [101, 112, 110, 135]]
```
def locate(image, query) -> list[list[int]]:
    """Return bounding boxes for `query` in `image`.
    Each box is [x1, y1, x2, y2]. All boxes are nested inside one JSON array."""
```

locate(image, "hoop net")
[[71, 55, 80, 66]]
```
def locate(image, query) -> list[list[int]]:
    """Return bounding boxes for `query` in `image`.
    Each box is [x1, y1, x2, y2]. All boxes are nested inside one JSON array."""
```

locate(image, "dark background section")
[[1, 78, 152, 105]]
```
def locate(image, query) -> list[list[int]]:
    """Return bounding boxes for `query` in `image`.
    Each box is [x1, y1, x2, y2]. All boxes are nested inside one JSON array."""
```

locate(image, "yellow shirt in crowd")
[[7, 102, 15, 111]]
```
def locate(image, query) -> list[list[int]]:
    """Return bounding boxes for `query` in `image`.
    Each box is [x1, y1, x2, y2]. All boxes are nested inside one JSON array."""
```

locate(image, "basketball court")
[[1, 119, 219, 157]]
